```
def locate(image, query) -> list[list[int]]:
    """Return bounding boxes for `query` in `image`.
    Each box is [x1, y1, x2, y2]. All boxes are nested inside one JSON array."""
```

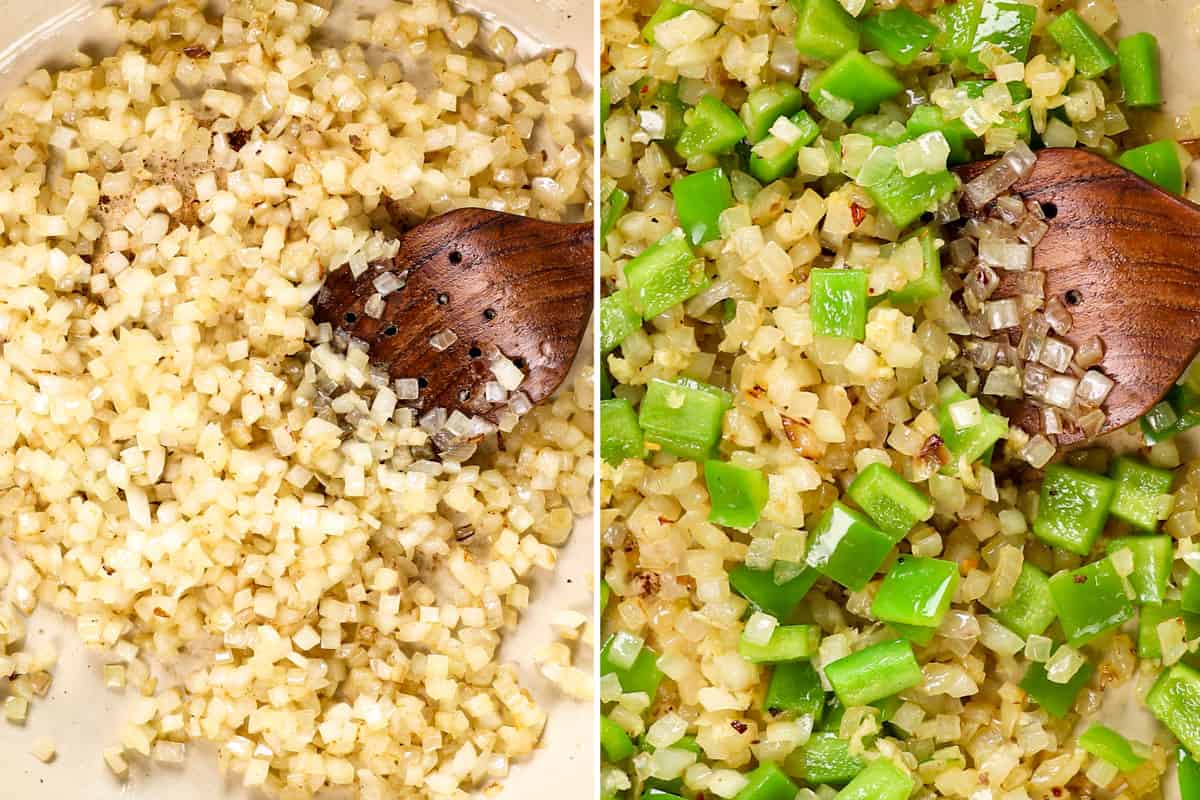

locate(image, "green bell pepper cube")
[[1048, 557, 1135, 647], [739, 624, 821, 663], [1181, 748, 1200, 799], [935, 0, 982, 64], [601, 186, 629, 240], [671, 168, 734, 246], [871, 556, 960, 629], [639, 377, 731, 461], [705, 460, 769, 529], [863, 162, 958, 228], [1107, 536, 1172, 605], [643, 790, 684, 800], [1020, 660, 1094, 718], [965, 0, 1036, 71], [1079, 723, 1146, 771], [601, 715, 635, 761], [734, 761, 798, 800], [600, 398, 644, 466], [805, 502, 896, 591], [764, 661, 826, 722], [811, 268, 868, 340], [888, 621, 938, 645], [847, 462, 934, 538], [904, 105, 974, 165], [1184, 573, 1200, 615], [741, 84, 806, 143], [937, 379, 1009, 469], [993, 562, 1057, 638], [748, 111, 821, 183], [643, 1, 694, 45], [792, 0, 862, 63], [1118, 32, 1163, 107], [1137, 601, 1200, 659], [730, 563, 819, 620], [809, 52, 904, 120], [676, 96, 749, 160], [624, 229, 709, 319], [861, 7, 938, 65], [824, 638, 922, 707], [799, 733, 866, 785], [600, 289, 641, 354], [960, 79, 1032, 141], [1147, 663, 1200, 757], [1110, 456, 1174, 531], [834, 758, 914, 800], [1047, 10, 1117, 79], [600, 360, 612, 399], [890, 226, 944, 304], [1118, 140, 1186, 195], [1142, 383, 1200, 444], [1032, 464, 1116, 555], [600, 633, 664, 697]]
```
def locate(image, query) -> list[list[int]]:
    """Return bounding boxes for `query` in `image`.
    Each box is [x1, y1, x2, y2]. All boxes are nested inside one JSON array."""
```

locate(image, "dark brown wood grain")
[[313, 208, 592, 419], [956, 147, 1200, 439]]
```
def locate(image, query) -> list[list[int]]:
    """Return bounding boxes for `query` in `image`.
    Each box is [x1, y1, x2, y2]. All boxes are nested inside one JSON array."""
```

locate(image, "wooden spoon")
[[312, 208, 592, 420], [954, 143, 1200, 443]]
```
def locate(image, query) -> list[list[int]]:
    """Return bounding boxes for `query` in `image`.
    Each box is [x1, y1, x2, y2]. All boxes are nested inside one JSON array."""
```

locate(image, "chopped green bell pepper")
[[1048, 557, 1135, 647], [624, 229, 709, 319], [1020, 660, 1094, 718], [671, 168, 734, 246], [1107, 535, 1172, 605], [966, 0, 1036, 71], [861, 7, 938, 65], [809, 51, 904, 121], [1032, 464, 1116, 555], [676, 96, 749, 160], [601, 633, 663, 697], [904, 105, 974, 165], [600, 289, 641, 354], [601, 715, 635, 761], [734, 761, 798, 800], [811, 268, 869, 340], [798, 733, 866, 785], [1147, 663, 1200, 757], [1138, 601, 1200, 660], [1118, 140, 1186, 195], [792, 0, 862, 63], [890, 226, 944, 304], [749, 111, 821, 183], [638, 377, 731, 461], [993, 562, 1057, 638], [741, 84, 806, 143], [1079, 723, 1146, 771], [764, 661, 826, 722], [1110, 456, 1174, 531], [1047, 10, 1117, 79], [1118, 32, 1163, 107], [805, 501, 896, 590], [1142, 383, 1200, 444], [731, 563, 819, 620], [847, 462, 934, 537], [643, 1, 694, 45], [834, 758, 914, 800], [601, 186, 629, 240], [1184, 573, 1200, 615], [871, 556, 960, 629], [888, 620, 938, 645], [1181, 748, 1200, 799], [935, 0, 983, 64], [937, 379, 1009, 469], [739, 624, 821, 663], [824, 638, 922, 707], [863, 161, 958, 228], [600, 398, 645, 465], [705, 460, 769, 529], [960, 79, 1032, 142]]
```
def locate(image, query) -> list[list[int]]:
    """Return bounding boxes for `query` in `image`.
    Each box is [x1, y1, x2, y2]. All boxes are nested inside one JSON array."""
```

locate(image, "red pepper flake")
[[960, 557, 978, 576], [747, 385, 766, 399], [658, 516, 673, 526], [1052, 789, 1063, 797], [850, 202, 867, 226], [1074, 574, 1087, 584], [730, 720, 748, 734], [919, 434, 950, 466]]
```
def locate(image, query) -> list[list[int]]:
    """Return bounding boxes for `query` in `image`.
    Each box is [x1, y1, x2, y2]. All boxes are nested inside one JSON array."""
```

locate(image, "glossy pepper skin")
[[600, 633, 663, 697], [808, 51, 904, 121], [738, 624, 821, 663], [1047, 10, 1117, 78], [833, 757, 914, 800], [847, 462, 934, 538], [764, 661, 826, 721], [1078, 723, 1146, 771], [1032, 464, 1116, 555], [871, 556, 960, 628], [993, 562, 1057, 638], [730, 564, 819, 620], [600, 715, 635, 762], [1109, 456, 1174, 531], [1118, 140, 1186, 195], [864, 162, 958, 229], [600, 186, 629, 240], [638, 377, 731, 461], [749, 111, 821, 183], [904, 106, 974, 165], [600, 398, 644, 466], [791, 0, 861, 63], [705, 460, 769, 528], [810, 269, 869, 340], [642, 0, 693, 44], [804, 502, 895, 590], [1048, 557, 1135, 647], [861, 7, 938, 65], [1148, 663, 1200, 758], [824, 638, 922, 707], [676, 95, 748, 160], [1107, 535, 1172, 605], [671, 168, 734, 246], [740, 83, 806, 143], [797, 732, 866, 785], [1117, 32, 1163, 107], [1020, 660, 1094, 718], [599, 289, 640, 354], [937, 380, 1009, 470], [890, 226, 944, 304], [624, 229, 708, 319], [1180, 748, 1200, 799], [733, 761, 798, 800]]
